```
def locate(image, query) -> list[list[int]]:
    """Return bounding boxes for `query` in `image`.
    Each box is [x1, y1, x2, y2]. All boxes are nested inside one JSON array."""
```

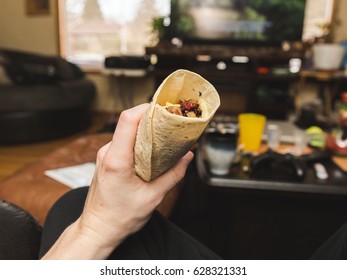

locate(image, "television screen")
[[167, 0, 307, 45]]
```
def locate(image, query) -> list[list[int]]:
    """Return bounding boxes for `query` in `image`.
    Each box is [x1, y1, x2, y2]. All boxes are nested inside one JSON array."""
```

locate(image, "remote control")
[[314, 163, 328, 180]]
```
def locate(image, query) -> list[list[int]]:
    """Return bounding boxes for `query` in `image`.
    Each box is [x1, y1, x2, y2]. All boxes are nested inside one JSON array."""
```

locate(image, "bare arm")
[[42, 103, 193, 259]]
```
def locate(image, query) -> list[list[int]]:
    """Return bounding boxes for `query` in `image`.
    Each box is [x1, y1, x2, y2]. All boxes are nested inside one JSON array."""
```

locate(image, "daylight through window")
[[58, 0, 170, 68]]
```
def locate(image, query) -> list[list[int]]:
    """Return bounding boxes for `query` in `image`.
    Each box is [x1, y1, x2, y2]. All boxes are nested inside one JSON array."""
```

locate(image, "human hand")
[[44, 104, 193, 259]]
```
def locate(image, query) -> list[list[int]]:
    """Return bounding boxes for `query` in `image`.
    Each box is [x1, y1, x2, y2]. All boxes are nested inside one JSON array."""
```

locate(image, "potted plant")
[[312, 22, 345, 70]]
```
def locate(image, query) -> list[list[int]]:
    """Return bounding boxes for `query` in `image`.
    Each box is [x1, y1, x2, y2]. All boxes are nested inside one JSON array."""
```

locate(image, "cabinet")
[[146, 44, 303, 119]]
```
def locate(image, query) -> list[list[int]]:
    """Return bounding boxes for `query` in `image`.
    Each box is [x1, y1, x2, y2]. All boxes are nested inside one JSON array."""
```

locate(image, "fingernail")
[[184, 151, 194, 164]]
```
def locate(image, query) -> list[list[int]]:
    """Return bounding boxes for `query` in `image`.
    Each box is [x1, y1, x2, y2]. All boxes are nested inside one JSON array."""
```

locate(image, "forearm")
[[41, 217, 120, 260]]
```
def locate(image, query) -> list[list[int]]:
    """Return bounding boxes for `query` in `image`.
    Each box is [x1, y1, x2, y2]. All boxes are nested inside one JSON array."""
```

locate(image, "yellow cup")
[[238, 113, 266, 152]]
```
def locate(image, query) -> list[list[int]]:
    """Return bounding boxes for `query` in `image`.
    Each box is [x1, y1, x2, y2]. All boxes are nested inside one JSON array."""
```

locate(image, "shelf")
[[146, 44, 303, 60]]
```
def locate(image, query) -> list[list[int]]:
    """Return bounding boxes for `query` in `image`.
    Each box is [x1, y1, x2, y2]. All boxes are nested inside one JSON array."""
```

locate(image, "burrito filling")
[[165, 99, 202, 118]]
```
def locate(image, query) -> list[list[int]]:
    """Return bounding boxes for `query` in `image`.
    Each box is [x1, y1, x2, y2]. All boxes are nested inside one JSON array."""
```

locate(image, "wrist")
[[74, 215, 125, 259], [42, 217, 122, 260]]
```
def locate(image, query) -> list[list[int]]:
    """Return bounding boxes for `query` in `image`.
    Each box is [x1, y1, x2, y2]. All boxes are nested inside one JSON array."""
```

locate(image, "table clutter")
[[197, 113, 347, 195]]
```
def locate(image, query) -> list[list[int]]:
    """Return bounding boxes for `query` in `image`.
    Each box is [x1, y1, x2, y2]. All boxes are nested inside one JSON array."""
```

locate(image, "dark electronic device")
[[166, 0, 307, 47], [104, 55, 151, 69], [250, 151, 306, 182]]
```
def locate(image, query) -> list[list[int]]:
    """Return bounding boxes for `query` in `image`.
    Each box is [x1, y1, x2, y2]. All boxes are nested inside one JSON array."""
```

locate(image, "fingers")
[[107, 103, 149, 163], [150, 151, 194, 194]]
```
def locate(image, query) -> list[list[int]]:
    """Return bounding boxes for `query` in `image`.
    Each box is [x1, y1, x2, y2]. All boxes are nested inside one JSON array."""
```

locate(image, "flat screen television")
[[166, 0, 307, 46]]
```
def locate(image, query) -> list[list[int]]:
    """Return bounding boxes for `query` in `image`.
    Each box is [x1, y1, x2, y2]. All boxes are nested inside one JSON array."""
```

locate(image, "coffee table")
[[197, 141, 347, 196]]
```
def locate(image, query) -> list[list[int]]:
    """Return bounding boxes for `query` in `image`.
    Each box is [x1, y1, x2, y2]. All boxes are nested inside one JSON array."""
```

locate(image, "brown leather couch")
[[0, 199, 42, 259]]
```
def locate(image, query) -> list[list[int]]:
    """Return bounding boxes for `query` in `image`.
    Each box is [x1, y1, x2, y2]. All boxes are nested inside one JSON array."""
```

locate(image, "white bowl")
[[312, 43, 345, 70]]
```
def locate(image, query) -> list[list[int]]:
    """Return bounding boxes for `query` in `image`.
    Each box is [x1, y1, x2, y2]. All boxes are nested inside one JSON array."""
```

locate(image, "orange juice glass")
[[238, 113, 266, 152]]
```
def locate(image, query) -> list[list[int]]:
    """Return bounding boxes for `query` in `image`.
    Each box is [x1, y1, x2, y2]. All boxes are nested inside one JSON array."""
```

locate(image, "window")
[[58, 0, 170, 69], [302, 0, 335, 42]]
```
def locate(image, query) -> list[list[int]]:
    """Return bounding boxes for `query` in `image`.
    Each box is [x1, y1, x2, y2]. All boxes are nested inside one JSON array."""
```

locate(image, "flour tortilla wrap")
[[134, 69, 220, 181]]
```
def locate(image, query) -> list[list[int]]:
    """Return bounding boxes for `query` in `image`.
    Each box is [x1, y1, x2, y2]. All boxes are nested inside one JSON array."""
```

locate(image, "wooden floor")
[[0, 111, 113, 182]]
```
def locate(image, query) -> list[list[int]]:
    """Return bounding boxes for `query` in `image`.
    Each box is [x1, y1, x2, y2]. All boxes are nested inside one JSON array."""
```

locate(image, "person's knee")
[[45, 187, 89, 225], [39, 187, 89, 258]]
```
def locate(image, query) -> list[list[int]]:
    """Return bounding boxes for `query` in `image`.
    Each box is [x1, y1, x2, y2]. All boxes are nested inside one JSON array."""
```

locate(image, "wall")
[[0, 0, 58, 55], [334, 0, 347, 43], [87, 73, 153, 112]]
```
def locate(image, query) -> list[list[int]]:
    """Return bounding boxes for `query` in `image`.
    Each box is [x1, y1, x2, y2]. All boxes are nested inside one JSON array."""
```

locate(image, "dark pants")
[[39, 187, 221, 260], [311, 222, 347, 260], [39, 187, 347, 260]]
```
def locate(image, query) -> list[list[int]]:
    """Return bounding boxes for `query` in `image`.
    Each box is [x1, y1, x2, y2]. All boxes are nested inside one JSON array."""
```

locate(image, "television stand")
[[147, 43, 302, 58]]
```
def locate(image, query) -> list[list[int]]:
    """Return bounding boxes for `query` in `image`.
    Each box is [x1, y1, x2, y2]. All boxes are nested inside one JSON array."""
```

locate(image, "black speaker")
[[104, 55, 151, 69]]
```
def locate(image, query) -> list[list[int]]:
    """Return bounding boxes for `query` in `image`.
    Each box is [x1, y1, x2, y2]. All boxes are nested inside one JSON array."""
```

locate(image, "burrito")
[[134, 69, 220, 181]]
